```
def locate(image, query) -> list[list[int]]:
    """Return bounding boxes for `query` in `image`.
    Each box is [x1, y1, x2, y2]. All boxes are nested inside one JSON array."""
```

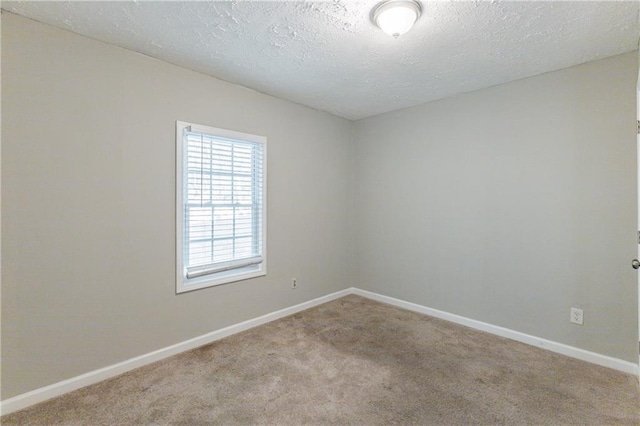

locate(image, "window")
[[176, 121, 266, 293]]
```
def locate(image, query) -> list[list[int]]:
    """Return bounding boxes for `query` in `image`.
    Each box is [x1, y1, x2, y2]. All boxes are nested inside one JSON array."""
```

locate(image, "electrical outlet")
[[291, 278, 297, 289], [570, 308, 583, 325]]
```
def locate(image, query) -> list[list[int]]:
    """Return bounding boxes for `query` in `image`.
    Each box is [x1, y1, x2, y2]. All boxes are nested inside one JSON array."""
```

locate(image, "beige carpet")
[[3, 295, 639, 425]]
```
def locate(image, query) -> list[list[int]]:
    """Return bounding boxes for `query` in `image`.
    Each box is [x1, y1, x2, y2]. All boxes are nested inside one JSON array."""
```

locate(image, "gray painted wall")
[[353, 52, 638, 362], [2, 11, 639, 401], [1, 13, 353, 398]]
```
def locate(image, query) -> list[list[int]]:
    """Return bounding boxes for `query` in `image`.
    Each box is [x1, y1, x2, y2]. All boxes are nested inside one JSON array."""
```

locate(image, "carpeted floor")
[[3, 294, 639, 425]]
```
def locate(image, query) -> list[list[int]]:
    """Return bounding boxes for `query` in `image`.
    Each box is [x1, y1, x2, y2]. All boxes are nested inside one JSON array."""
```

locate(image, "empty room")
[[1, 0, 639, 424]]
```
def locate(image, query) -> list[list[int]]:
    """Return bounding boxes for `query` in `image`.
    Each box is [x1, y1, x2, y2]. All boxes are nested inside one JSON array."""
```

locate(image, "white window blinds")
[[176, 121, 266, 292]]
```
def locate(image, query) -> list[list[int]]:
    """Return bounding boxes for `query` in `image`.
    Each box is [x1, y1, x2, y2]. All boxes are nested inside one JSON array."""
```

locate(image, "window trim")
[[176, 120, 267, 294]]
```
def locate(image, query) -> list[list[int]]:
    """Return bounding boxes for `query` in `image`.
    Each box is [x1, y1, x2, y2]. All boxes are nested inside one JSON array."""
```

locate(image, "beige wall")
[[1, 12, 353, 398], [353, 52, 638, 362]]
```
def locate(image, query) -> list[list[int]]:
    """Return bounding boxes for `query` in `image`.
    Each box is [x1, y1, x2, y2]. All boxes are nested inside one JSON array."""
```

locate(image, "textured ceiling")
[[3, 1, 639, 120]]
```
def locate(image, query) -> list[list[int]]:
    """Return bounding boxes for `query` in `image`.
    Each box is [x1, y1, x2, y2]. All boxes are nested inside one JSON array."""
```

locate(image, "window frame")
[[176, 120, 267, 294]]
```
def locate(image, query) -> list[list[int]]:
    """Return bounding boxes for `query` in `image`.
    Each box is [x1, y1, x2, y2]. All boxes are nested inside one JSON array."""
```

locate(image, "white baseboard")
[[351, 288, 639, 376], [3, 286, 637, 416], [0, 288, 351, 416]]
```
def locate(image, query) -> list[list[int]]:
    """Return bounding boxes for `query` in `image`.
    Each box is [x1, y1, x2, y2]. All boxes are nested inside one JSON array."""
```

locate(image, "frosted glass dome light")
[[373, 0, 422, 38]]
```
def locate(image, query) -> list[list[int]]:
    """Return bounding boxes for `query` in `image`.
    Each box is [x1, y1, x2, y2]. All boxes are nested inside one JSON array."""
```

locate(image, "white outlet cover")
[[570, 308, 584, 325]]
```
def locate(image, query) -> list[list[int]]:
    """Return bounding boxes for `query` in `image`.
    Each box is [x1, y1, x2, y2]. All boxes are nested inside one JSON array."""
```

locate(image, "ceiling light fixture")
[[372, 0, 421, 39]]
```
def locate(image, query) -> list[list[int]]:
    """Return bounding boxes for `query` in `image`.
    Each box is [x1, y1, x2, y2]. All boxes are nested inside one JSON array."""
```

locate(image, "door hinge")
[[637, 120, 640, 134], [637, 231, 640, 244]]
